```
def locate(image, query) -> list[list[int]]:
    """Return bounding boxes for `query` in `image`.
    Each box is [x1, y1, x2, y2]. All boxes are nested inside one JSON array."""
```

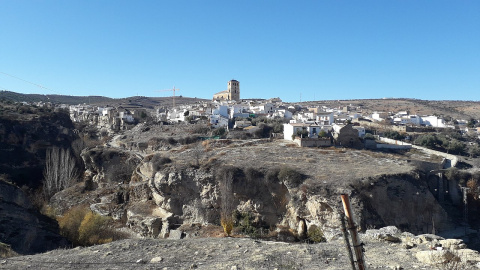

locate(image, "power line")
[[0, 71, 64, 95]]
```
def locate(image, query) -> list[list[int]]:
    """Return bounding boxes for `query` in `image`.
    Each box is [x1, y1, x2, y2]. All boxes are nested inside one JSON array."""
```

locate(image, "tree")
[[364, 133, 375, 140], [468, 144, 480, 158], [43, 147, 78, 199], [383, 130, 404, 140], [296, 129, 309, 138], [467, 118, 477, 128], [445, 139, 465, 155], [415, 134, 439, 149], [219, 168, 235, 236], [213, 127, 226, 136]]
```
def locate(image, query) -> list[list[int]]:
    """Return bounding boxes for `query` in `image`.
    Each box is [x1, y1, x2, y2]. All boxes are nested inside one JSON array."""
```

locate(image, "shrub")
[[57, 206, 118, 246], [318, 130, 328, 138], [364, 133, 375, 140], [307, 225, 326, 243], [265, 168, 280, 183], [415, 134, 439, 149], [167, 137, 177, 145], [296, 129, 309, 138], [213, 127, 226, 137], [57, 206, 90, 246], [151, 154, 172, 171], [383, 131, 404, 140], [278, 167, 303, 188], [78, 211, 113, 246], [236, 212, 259, 238], [178, 136, 198, 145], [0, 242, 18, 258]]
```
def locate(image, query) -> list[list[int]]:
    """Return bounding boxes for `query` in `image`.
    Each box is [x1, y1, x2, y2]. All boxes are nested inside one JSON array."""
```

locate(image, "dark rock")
[[0, 180, 68, 255]]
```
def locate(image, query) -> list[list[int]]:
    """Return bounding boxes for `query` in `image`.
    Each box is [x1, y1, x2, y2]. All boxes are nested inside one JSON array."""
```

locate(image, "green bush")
[[236, 212, 259, 238], [213, 127, 226, 136], [307, 225, 326, 243], [383, 131, 404, 140], [364, 133, 375, 140]]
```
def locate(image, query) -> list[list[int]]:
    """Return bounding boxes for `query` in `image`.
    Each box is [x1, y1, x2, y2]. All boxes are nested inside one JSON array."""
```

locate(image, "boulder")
[[415, 250, 458, 265], [454, 249, 480, 263], [365, 226, 402, 242], [439, 239, 467, 250], [168, 230, 184, 239]]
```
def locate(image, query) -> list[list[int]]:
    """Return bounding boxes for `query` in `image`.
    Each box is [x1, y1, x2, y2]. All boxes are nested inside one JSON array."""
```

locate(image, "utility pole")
[[156, 86, 180, 108]]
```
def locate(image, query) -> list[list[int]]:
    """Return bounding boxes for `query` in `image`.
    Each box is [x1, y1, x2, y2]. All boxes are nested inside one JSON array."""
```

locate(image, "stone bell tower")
[[228, 79, 240, 102]]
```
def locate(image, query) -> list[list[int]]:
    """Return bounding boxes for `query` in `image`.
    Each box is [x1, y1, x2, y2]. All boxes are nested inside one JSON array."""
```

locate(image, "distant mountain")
[[0, 91, 209, 109]]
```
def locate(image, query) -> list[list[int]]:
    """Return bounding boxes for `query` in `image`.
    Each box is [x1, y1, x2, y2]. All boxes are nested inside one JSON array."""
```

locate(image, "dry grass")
[[171, 140, 425, 189]]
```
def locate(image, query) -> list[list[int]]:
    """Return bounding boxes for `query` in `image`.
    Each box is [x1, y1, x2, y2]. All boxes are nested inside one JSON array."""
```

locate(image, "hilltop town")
[[1, 81, 480, 269], [6, 79, 476, 154]]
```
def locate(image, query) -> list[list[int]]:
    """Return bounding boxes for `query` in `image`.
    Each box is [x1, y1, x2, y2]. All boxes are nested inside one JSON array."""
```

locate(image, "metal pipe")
[[340, 213, 356, 270], [341, 194, 366, 270]]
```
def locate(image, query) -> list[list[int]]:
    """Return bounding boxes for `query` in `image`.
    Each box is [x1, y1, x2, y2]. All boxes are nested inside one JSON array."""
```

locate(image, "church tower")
[[228, 79, 240, 101]]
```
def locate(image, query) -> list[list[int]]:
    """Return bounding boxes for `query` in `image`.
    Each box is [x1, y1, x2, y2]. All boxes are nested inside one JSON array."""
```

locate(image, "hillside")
[[303, 98, 480, 120], [0, 91, 208, 109], [2, 90, 480, 119]]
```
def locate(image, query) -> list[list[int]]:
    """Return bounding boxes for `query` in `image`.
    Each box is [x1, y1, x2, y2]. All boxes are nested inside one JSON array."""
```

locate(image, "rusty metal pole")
[[341, 194, 366, 270], [340, 213, 356, 270]]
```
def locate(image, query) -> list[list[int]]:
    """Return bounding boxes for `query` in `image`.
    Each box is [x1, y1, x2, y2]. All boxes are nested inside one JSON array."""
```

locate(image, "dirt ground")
[[0, 235, 460, 270]]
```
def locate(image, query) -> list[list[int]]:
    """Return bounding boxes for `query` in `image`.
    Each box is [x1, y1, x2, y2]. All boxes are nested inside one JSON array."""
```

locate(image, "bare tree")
[[219, 168, 235, 236], [192, 142, 204, 167], [43, 147, 78, 199]]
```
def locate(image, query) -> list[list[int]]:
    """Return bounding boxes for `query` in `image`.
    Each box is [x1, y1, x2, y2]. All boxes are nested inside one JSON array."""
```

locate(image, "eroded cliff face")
[[0, 109, 77, 188], [0, 181, 68, 254], [350, 173, 454, 234], [73, 146, 456, 240]]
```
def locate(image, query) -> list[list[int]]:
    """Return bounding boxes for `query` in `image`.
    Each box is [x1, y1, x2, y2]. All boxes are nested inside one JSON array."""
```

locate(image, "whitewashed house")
[[352, 126, 366, 138], [421, 116, 446, 128], [210, 114, 229, 129], [271, 108, 292, 119], [283, 123, 330, 141], [316, 112, 334, 125], [393, 115, 421, 125], [372, 112, 389, 121]]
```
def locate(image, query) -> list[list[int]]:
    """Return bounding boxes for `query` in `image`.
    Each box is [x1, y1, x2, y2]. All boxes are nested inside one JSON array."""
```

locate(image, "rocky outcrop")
[[0, 109, 77, 188], [75, 149, 459, 240], [351, 173, 454, 234], [0, 180, 68, 254]]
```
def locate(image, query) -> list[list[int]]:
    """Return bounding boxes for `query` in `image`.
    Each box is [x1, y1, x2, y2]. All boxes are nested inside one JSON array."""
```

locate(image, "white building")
[[393, 115, 421, 125], [283, 123, 330, 141], [316, 112, 334, 125], [421, 116, 446, 128], [210, 114, 229, 129], [372, 112, 389, 121]]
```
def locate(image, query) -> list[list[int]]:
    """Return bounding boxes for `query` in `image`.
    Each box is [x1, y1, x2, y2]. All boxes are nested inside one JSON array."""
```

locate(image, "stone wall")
[[294, 137, 331, 147]]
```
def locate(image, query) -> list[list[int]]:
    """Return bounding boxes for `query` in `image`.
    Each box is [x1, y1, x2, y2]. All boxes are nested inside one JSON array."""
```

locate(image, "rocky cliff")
[[0, 107, 77, 188], [58, 141, 461, 242], [0, 180, 68, 254]]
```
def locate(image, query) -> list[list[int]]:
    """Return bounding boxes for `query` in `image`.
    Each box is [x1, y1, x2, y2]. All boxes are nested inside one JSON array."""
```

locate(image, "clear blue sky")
[[1, 1, 479, 102]]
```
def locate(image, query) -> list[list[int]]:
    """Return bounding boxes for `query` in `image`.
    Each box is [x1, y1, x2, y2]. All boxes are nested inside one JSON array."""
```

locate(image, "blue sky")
[[1, 1, 479, 102]]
